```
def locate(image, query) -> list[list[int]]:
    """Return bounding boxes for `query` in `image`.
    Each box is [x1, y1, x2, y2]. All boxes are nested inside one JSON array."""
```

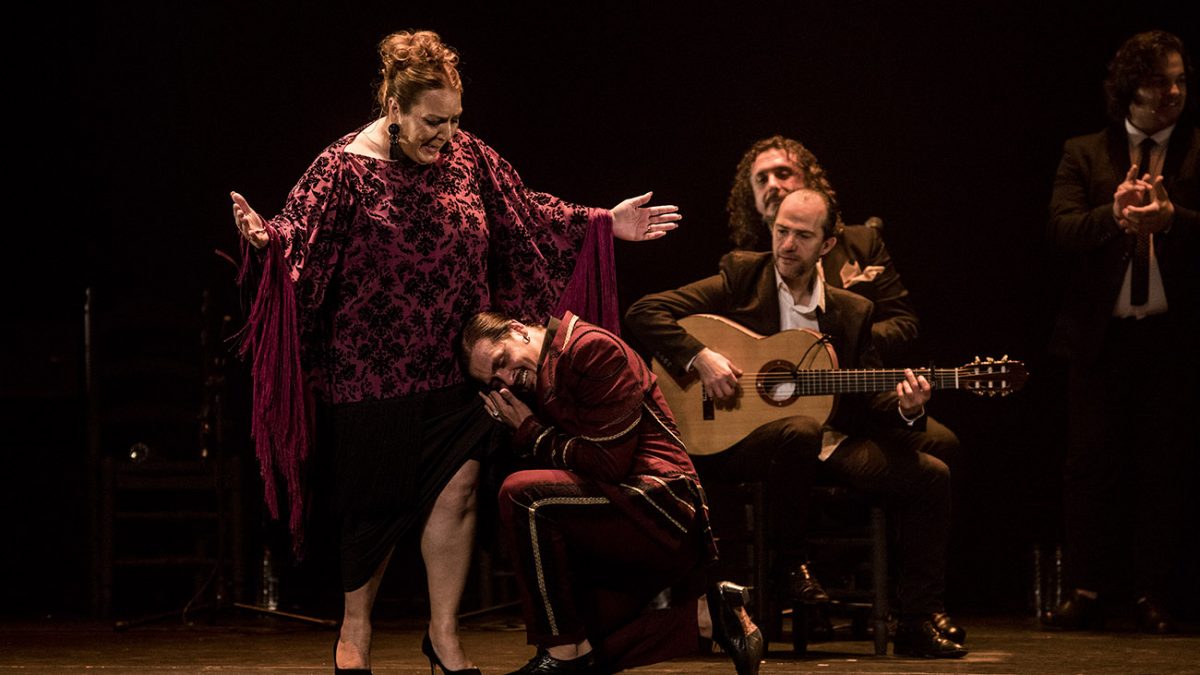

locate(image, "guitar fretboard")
[[756, 368, 961, 395]]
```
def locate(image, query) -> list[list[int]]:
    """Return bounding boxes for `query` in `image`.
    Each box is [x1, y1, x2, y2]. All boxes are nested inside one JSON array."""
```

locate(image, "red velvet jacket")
[[513, 312, 718, 560]]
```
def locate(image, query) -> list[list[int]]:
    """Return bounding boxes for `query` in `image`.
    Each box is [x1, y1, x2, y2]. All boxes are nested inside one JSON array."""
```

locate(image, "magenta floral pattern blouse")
[[264, 129, 609, 405]]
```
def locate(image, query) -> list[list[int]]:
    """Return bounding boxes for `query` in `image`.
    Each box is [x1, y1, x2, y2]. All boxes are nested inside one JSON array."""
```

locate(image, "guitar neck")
[[788, 368, 961, 395]]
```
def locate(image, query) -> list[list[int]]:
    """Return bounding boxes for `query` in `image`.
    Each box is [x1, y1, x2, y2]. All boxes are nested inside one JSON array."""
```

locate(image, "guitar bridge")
[[702, 387, 714, 420]]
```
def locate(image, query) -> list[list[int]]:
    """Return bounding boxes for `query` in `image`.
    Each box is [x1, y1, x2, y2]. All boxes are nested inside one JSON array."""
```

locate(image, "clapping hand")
[[611, 191, 681, 241], [1113, 165, 1148, 231], [1120, 175, 1175, 235]]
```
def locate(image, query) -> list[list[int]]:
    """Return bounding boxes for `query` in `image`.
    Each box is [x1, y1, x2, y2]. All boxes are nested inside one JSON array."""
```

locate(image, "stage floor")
[[2, 613, 1196, 674]]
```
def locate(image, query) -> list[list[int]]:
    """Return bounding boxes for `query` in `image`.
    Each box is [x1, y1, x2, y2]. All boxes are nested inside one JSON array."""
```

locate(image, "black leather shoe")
[[783, 563, 830, 604], [1135, 596, 1177, 635], [932, 612, 965, 644], [707, 581, 764, 675], [894, 619, 968, 659], [1041, 590, 1102, 631], [504, 650, 598, 675]]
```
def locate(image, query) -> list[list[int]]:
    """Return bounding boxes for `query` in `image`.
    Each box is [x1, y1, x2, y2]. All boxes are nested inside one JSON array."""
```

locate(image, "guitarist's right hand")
[[692, 348, 744, 405]]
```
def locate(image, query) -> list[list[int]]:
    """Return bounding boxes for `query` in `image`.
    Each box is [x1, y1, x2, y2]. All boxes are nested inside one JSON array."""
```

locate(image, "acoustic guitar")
[[651, 314, 1027, 456]]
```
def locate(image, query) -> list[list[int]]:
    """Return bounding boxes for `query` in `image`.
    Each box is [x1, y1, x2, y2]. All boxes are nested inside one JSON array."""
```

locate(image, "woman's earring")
[[388, 123, 402, 160]]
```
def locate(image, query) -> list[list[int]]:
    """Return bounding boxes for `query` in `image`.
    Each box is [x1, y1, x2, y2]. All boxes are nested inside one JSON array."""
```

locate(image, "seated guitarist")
[[626, 188, 967, 658]]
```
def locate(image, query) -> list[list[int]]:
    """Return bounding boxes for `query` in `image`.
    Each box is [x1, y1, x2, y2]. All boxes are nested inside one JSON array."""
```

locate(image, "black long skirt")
[[329, 383, 501, 591]]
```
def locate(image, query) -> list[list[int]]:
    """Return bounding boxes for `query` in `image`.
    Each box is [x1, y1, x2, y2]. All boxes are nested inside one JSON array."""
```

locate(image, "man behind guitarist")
[[626, 188, 967, 658]]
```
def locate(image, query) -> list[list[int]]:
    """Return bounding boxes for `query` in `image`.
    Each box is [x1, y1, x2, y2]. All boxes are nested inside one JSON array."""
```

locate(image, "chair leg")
[[792, 603, 810, 654], [870, 506, 889, 656], [751, 483, 770, 643]]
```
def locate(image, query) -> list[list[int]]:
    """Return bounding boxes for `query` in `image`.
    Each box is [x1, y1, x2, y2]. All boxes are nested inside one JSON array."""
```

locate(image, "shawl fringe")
[[554, 210, 619, 333], [236, 230, 309, 554]]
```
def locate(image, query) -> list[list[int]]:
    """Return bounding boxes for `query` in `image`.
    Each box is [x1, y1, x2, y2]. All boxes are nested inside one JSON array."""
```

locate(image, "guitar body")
[[652, 314, 838, 456]]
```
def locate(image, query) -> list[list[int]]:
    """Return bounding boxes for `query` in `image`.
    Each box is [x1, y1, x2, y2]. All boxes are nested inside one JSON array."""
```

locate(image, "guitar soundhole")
[[756, 360, 798, 408]]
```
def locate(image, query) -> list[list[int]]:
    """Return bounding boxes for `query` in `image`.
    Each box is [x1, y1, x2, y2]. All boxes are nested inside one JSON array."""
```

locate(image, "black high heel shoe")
[[333, 636, 372, 675], [706, 581, 764, 675], [422, 631, 482, 675]]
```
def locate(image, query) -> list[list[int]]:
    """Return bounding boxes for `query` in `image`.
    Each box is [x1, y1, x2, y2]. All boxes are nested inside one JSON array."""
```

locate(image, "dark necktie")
[[1130, 138, 1155, 306]]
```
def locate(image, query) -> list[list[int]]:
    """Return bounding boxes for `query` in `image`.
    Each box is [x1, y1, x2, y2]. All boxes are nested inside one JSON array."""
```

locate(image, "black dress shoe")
[[894, 619, 968, 659], [1136, 597, 1177, 635], [932, 612, 966, 644], [783, 562, 830, 604], [504, 650, 598, 675], [1041, 590, 1102, 631], [707, 581, 764, 675]]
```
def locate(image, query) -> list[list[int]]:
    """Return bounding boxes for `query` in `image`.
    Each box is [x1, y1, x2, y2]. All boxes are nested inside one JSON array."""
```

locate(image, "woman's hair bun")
[[377, 30, 462, 111]]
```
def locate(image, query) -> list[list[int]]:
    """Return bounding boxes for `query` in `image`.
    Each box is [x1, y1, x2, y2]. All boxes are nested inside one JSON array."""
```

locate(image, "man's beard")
[[762, 186, 797, 222]]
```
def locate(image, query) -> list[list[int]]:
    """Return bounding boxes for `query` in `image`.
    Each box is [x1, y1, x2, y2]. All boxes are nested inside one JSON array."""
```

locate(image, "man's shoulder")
[[1062, 126, 1117, 153], [558, 313, 631, 362], [716, 250, 774, 297], [1170, 122, 1200, 149], [718, 249, 773, 276], [835, 224, 883, 250], [826, 284, 875, 317]]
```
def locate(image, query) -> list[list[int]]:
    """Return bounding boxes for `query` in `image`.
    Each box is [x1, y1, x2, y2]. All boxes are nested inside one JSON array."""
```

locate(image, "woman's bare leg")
[[336, 547, 394, 669], [421, 459, 481, 670]]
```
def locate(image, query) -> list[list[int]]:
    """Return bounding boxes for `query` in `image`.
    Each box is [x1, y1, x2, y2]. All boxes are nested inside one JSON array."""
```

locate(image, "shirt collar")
[[775, 265, 826, 315], [1125, 118, 1175, 147]]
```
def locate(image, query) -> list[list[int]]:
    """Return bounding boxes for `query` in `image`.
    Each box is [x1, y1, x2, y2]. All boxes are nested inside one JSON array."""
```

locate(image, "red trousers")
[[498, 469, 705, 671]]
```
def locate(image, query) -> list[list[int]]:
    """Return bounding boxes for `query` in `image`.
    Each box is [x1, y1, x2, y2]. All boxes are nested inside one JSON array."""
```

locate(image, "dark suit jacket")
[[1048, 122, 1200, 364], [625, 250, 922, 435], [820, 225, 920, 365]]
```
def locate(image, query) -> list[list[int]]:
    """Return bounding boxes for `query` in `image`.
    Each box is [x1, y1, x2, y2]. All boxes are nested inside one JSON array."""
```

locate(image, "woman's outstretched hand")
[[611, 191, 681, 242], [231, 191, 269, 249]]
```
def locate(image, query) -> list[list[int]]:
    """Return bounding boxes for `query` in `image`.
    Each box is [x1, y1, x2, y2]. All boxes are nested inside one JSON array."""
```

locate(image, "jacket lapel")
[[1104, 125, 1128, 178], [753, 258, 782, 335], [1162, 122, 1193, 184]]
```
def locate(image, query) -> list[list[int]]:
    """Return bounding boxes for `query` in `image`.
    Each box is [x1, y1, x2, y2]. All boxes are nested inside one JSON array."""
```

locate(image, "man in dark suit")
[[727, 136, 922, 365], [657, 135, 965, 642], [726, 135, 964, 513], [1043, 30, 1198, 634], [627, 188, 966, 658]]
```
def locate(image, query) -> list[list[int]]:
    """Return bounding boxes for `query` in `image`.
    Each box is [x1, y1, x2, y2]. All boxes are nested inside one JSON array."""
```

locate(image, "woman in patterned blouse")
[[230, 30, 679, 674]]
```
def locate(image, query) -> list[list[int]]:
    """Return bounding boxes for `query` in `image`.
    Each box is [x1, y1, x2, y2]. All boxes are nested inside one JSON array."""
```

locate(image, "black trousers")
[[823, 429, 951, 618], [1063, 314, 1191, 598], [692, 417, 823, 565], [695, 414, 954, 617]]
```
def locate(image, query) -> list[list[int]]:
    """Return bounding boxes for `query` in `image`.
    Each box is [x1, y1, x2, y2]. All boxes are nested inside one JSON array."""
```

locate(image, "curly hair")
[[376, 30, 463, 113], [727, 136, 840, 250], [1104, 30, 1194, 124]]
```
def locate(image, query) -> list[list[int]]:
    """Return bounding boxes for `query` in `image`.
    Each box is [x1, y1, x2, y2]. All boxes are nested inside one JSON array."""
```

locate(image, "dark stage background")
[[4, 1, 1196, 620]]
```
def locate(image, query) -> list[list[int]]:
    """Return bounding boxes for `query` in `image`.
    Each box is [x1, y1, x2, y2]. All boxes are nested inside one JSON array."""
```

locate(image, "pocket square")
[[840, 261, 886, 287]]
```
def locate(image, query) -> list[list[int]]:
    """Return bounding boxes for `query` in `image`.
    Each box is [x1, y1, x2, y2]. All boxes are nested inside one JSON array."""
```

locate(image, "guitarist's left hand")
[[896, 368, 931, 418]]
